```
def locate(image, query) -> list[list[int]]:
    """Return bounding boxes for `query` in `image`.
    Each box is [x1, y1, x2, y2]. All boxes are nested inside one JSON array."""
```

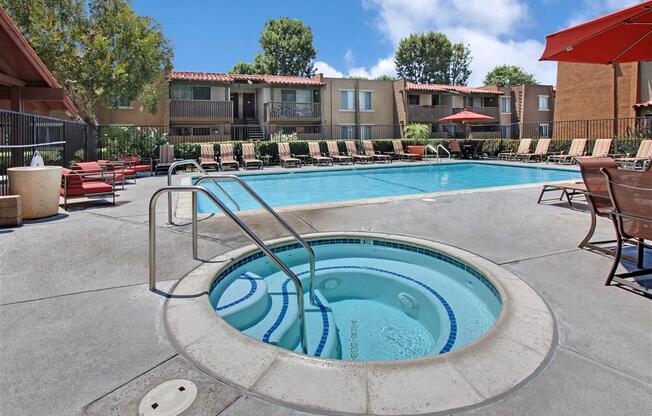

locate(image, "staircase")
[[246, 119, 264, 141]]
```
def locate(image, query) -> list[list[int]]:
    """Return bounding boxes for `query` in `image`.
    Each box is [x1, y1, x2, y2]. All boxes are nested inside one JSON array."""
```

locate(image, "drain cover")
[[138, 379, 197, 416]]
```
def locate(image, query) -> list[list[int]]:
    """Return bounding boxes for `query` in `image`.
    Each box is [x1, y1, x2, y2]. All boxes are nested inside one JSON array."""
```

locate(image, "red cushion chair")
[[74, 161, 126, 185], [60, 168, 115, 210], [118, 155, 153, 175]]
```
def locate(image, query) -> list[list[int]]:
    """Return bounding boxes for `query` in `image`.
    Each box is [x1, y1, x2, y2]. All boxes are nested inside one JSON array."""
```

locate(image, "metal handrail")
[[149, 185, 309, 354], [196, 174, 317, 304], [427, 144, 450, 163], [0, 140, 66, 149], [166, 159, 240, 225]]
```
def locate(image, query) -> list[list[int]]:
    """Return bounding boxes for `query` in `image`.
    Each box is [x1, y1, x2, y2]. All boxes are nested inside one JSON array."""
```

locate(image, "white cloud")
[[352, 0, 556, 86], [314, 60, 344, 78], [344, 49, 355, 67], [348, 56, 397, 79], [567, 0, 640, 26]]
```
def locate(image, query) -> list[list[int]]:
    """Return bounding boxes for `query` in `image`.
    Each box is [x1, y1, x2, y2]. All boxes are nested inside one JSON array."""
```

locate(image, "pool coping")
[[173, 159, 581, 220], [164, 232, 557, 415]]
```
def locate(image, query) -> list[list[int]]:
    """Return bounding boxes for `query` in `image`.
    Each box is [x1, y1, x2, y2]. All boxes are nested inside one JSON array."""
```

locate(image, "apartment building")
[[497, 84, 555, 139], [555, 61, 652, 120], [96, 70, 556, 140]]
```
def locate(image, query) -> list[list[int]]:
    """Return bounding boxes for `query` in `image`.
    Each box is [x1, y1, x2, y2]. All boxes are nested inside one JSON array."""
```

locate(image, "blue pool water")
[[196, 162, 580, 212], [210, 238, 502, 361]]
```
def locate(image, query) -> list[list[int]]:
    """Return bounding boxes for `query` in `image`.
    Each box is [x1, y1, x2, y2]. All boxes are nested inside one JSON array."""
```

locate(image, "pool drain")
[[138, 379, 197, 416]]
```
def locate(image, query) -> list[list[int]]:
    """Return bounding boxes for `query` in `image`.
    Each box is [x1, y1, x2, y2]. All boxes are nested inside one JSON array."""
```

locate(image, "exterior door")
[[243, 93, 256, 119]]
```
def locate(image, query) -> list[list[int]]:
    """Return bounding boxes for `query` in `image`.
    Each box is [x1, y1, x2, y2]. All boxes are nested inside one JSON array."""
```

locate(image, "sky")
[[131, 0, 641, 87]]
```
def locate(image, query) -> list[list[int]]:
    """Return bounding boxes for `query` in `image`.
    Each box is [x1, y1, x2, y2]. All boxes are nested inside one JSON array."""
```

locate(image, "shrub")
[[404, 123, 430, 140], [100, 126, 168, 160]]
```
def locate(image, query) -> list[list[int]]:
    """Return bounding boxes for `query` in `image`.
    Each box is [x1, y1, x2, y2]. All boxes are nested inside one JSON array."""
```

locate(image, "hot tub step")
[[215, 272, 271, 330]]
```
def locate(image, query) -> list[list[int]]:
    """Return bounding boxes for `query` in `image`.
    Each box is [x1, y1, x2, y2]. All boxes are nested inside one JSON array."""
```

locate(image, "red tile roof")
[[405, 82, 502, 95], [633, 101, 652, 108], [169, 71, 325, 85]]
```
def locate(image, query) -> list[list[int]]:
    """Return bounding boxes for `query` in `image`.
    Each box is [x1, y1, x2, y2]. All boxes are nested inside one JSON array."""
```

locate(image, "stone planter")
[[8, 166, 62, 219]]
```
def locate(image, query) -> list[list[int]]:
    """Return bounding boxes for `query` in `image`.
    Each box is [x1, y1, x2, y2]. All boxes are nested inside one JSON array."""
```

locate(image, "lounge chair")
[[391, 140, 420, 161], [326, 141, 354, 164], [537, 181, 587, 207], [362, 141, 391, 163], [575, 157, 618, 254], [547, 138, 587, 164], [277, 142, 302, 168], [60, 168, 116, 210], [497, 138, 532, 160], [307, 141, 333, 166], [447, 140, 464, 158], [468, 140, 485, 159], [241, 143, 263, 170], [518, 139, 552, 162], [118, 155, 153, 176], [601, 165, 652, 295], [155, 144, 176, 174], [199, 144, 219, 171], [345, 141, 373, 164], [614, 139, 652, 170], [219, 143, 240, 171]]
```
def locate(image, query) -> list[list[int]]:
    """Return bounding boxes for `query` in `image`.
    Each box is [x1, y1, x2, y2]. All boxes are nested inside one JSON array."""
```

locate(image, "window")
[[192, 127, 211, 136], [171, 126, 192, 136], [501, 96, 511, 113], [538, 95, 549, 111], [296, 89, 311, 103], [340, 125, 355, 139], [359, 91, 372, 111], [539, 122, 550, 138], [281, 90, 296, 103], [340, 90, 355, 110], [360, 125, 372, 139], [170, 84, 211, 100], [432, 95, 440, 106], [408, 94, 420, 105], [503, 125, 512, 139]]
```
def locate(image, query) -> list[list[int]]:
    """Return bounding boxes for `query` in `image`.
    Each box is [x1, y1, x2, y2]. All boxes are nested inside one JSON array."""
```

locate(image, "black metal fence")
[[0, 110, 98, 195]]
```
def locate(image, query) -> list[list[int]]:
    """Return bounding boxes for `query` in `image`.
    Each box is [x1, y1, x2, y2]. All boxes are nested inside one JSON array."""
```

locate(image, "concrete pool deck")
[[1, 162, 651, 415]]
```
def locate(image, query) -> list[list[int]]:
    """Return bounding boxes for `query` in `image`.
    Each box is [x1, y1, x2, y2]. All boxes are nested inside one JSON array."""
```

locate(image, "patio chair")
[[60, 168, 116, 210], [219, 143, 240, 171], [497, 138, 532, 160], [468, 140, 485, 159], [362, 141, 391, 163], [307, 141, 333, 166], [614, 140, 652, 170], [74, 161, 126, 189], [118, 155, 153, 176], [326, 141, 354, 164], [447, 140, 464, 158], [199, 144, 219, 171], [537, 181, 587, 207], [391, 140, 420, 161], [277, 142, 301, 168], [96, 160, 136, 184], [575, 157, 618, 254], [518, 139, 552, 162], [547, 138, 588, 164], [601, 165, 652, 295], [241, 143, 263, 170], [155, 144, 176, 174], [345, 141, 373, 164]]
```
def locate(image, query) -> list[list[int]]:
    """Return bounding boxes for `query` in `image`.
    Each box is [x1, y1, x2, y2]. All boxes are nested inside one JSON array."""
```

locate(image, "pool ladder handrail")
[[166, 160, 240, 225], [195, 174, 317, 305], [149, 184, 309, 354], [426, 144, 451, 163]]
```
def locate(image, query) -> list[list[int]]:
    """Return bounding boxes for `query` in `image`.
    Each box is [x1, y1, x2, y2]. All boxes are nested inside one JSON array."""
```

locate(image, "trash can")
[[8, 166, 62, 219]]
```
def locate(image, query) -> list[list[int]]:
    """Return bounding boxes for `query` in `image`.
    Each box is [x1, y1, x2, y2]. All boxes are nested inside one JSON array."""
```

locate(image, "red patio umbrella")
[[540, 0, 652, 64], [438, 110, 495, 123]]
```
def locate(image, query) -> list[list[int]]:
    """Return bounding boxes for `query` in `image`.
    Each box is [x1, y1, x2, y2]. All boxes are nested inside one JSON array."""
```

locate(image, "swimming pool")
[[195, 162, 580, 211], [209, 237, 502, 361]]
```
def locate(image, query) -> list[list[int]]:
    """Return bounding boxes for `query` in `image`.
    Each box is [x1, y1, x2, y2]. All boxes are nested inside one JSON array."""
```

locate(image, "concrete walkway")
[[1, 172, 650, 415]]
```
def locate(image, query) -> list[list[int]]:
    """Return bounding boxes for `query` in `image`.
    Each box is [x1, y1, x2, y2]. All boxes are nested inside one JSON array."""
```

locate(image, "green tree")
[[374, 74, 397, 81], [229, 62, 259, 74], [253, 18, 317, 77], [483, 65, 537, 87], [395, 32, 471, 85], [1, 0, 173, 123]]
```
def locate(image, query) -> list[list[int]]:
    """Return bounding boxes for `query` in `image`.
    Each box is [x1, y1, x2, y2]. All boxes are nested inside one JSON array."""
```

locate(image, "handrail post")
[[192, 191, 198, 259]]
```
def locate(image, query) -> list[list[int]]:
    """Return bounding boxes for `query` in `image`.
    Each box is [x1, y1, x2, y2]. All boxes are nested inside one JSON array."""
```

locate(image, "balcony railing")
[[169, 99, 233, 122], [265, 102, 321, 122], [454, 106, 500, 120], [407, 105, 453, 123]]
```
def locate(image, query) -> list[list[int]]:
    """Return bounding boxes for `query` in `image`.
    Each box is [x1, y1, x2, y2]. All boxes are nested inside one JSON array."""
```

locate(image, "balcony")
[[169, 99, 233, 123], [265, 102, 321, 122], [407, 105, 453, 123]]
